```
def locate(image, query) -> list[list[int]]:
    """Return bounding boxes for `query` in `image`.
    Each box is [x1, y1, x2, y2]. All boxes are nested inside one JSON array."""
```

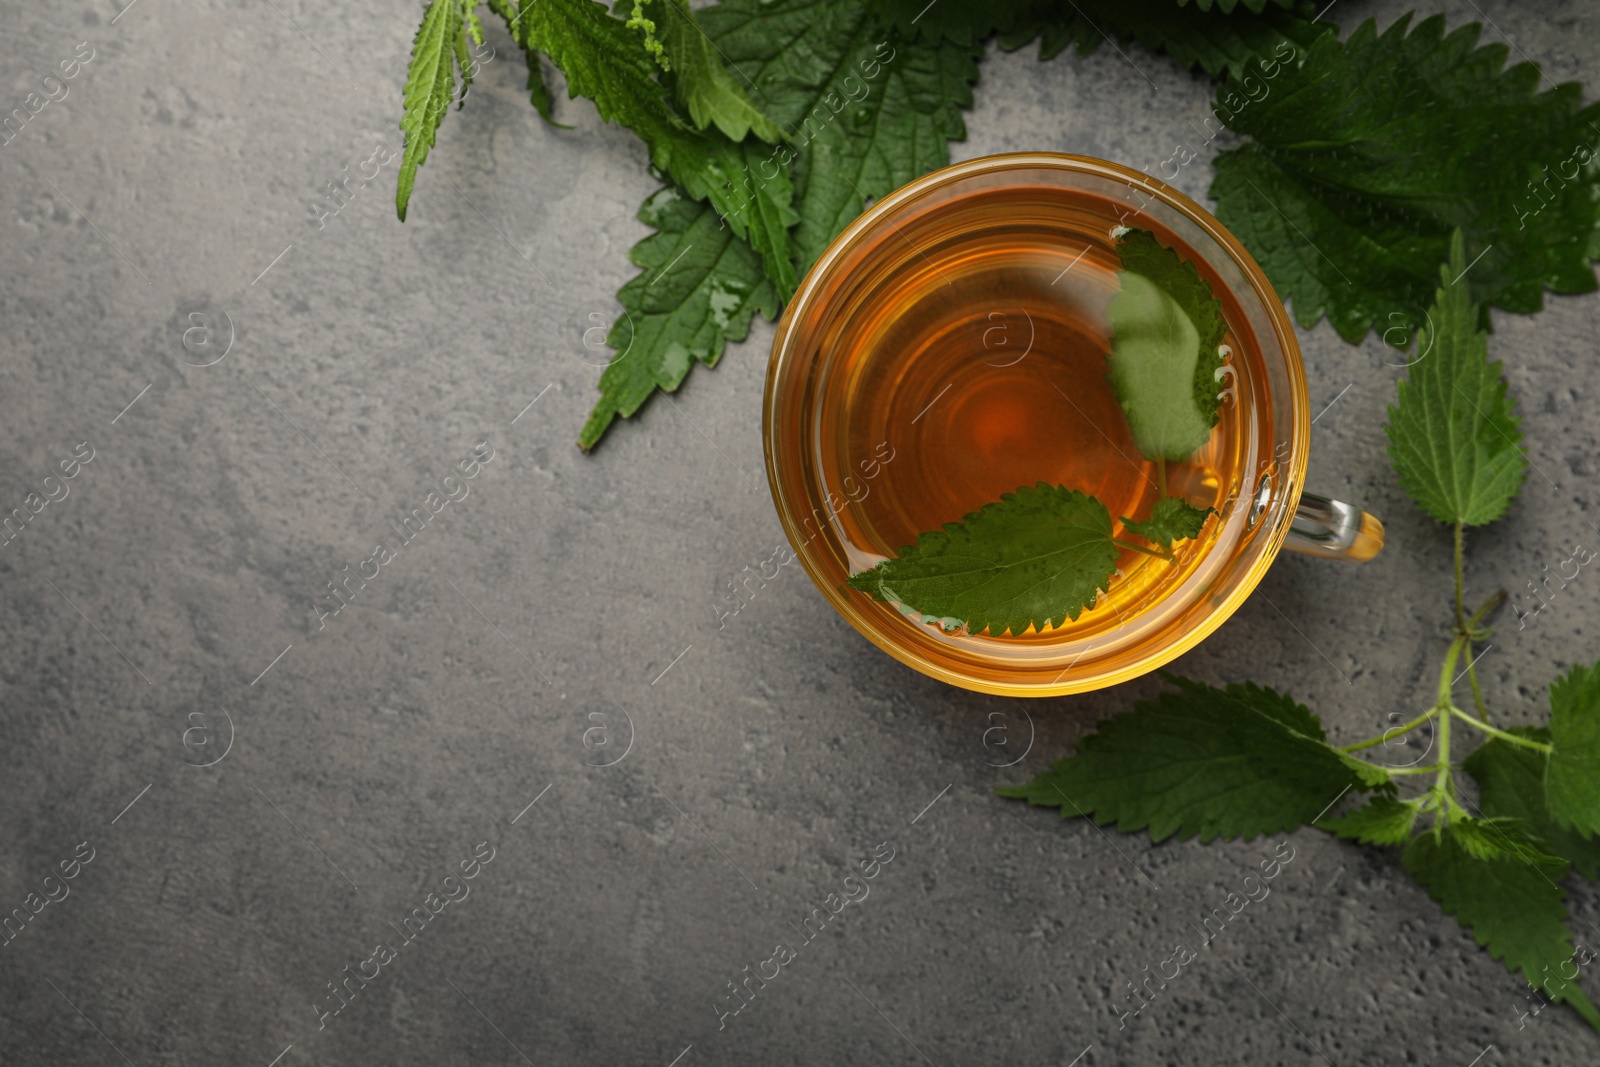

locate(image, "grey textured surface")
[[2, 1, 1598, 1064]]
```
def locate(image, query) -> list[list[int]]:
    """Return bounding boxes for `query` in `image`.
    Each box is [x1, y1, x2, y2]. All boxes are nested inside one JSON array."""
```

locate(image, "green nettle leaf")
[[998, 676, 1393, 843], [579, 187, 779, 450], [484, 0, 571, 126], [1465, 727, 1600, 880], [1384, 231, 1527, 527], [397, 0, 467, 222], [1210, 13, 1600, 342], [1446, 818, 1566, 866], [879, 0, 1330, 80], [1105, 228, 1228, 461], [701, 0, 982, 275], [515, 0, 800, 294], [1179, 0, 1297, 11], [582, 0, 982, 447], [1319, 795, 1422, 847], [1546, 661, 1600, 837], [847, 484, 1118, 637], [1404, 824, 1600, 1024], [654, 0, 783, 142], [1121, 496, 1214, 552]]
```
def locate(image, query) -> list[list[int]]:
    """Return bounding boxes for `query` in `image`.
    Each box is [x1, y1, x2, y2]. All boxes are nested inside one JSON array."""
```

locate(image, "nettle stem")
[[1111, 539, 1174, 562], [1450, 524, 1500, 725], [1429, 636, 1467, 809], [1450, 707, 1555, 753], [1342, 707, 1438, 752]]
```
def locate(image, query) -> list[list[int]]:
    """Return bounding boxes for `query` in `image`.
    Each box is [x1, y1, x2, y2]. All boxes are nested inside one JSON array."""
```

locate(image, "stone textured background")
[[1, 0, 1597, 1064]]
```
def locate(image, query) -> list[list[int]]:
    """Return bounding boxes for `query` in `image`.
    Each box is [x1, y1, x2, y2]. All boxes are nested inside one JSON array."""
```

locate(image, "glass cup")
[[762, 153, 1384, 698]]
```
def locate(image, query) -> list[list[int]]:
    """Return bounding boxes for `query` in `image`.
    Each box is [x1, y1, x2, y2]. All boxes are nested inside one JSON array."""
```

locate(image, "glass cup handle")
[[1284, 492, 1385, 562]]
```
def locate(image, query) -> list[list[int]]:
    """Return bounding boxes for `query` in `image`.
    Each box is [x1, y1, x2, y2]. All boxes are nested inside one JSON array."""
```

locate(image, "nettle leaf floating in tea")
[[849, 229, 1221, 633], [846, 484, 1120, 638], [1104, 227, 1228, 461], [1121, 495, 1216, 556]]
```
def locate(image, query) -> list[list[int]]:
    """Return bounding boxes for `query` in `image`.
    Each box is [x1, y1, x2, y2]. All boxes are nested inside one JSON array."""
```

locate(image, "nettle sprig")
[[845, 229, 1218, 637], [393, 3, 1600, 451], [1003, 233, 1600, 1030]]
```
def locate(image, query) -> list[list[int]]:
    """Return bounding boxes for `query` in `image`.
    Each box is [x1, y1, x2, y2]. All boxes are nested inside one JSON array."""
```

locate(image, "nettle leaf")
[[1404, 823, 1600, 1024], [579, 187, 779, 450], [702, 0, 981, 275], [998, 676, 1392, 843], [1211, 13, 1600, 342], [1384, 232, 1528, 526], [517, 0, 799, 293], [397, 0, 467, 221], [880, 0, 1330, 81], [1465, 726, 1600, 880], [583, 0, 982, 447], [1084, 0, 1328, 80], [484, 0, 570, 126], [1319, 795, 1422, 847], [1178, 0, 1297, 12], [1121, 496, 1214, 552], [654, 0, 783, 142], [1105, 229, 1228, 461], [1447, 818, 1566, 866], [1547, 661, 1600, 838], [846, 483, 1118, 637]]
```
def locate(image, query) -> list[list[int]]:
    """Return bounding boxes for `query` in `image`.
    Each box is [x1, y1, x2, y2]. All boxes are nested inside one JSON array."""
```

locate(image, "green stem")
[[1342, 707, 1438, 751], [1388, 764, 1446, 776], [1156, 455, 1168, 495], [1428, 635, 1469, 813], [1450, 706, 1555, 753], [1466, 657, 1490, 724], [1112, 538, 1172, 561], [1453, 521, 1467, 634], [1450, 527, 1497, 724], [1466, 589, 1507, 633], [1437, 633, 1467, 708]]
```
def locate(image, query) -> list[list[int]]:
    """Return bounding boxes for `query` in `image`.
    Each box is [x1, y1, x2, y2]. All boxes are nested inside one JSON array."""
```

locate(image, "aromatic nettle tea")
[[812, 180, 1275, 652]]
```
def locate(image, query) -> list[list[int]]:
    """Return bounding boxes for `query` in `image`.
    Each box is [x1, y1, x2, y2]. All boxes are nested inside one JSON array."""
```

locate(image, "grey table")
[[2, 0, 1598, 1064]]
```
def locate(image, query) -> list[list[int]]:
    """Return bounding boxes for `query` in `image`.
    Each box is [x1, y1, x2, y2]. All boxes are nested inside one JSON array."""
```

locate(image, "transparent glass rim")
[[762, 152, 1311, 697]]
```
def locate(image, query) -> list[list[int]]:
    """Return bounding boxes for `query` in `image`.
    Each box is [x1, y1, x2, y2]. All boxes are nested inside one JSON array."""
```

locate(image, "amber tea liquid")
[[812, 181, 1274, 648]]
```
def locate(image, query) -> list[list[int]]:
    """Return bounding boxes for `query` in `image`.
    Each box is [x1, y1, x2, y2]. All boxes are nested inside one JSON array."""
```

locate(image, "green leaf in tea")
[[1465, 726, 1600, 880], [1546, 661, 1600, 838], [998, 676, 1393, 843], [1210, 13, 1600, 342], [845, 483, 1118, 637], [1121, 496, 1214, 553], [1105, 228, 1228, 462], [1318, 795, 1422, 847], [1385, 231, 1527, 527], [1403, 823, 1600, 1022]]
